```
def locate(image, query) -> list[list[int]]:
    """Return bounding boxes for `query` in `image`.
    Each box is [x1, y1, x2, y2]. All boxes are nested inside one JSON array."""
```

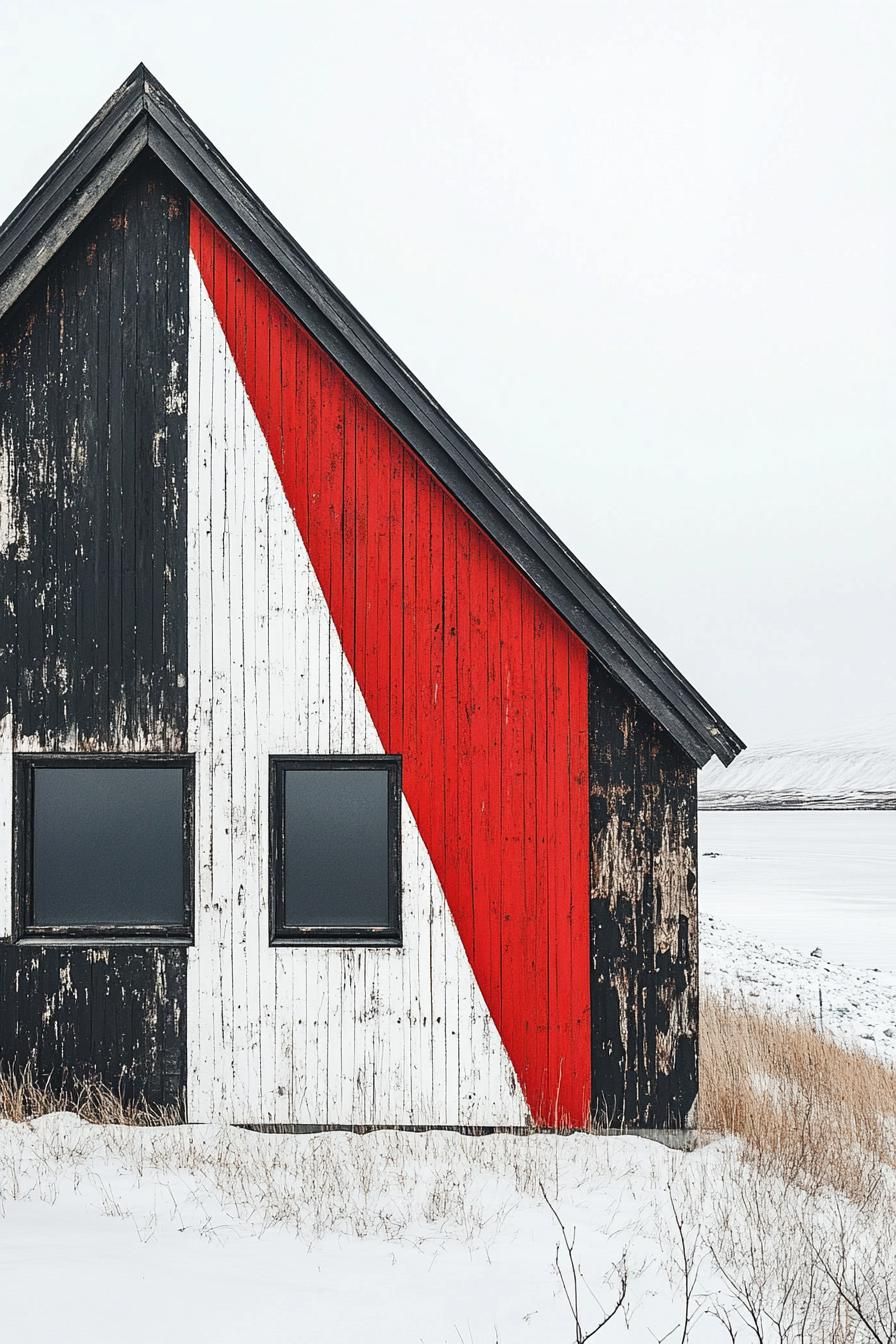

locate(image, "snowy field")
[[0, 1119, 691, 1342], [702, 914, 896, 1065], [699, 809, 896, 1064], [700, 810, 896, 971], [0, 1114, 890, 1343]]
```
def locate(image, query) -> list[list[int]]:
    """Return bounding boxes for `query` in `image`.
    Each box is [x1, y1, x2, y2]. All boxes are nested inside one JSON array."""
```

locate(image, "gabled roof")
[[0, 65, 744, 766]]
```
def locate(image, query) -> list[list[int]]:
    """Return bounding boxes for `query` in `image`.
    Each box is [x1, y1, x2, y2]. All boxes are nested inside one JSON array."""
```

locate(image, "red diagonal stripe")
[[191, 207, 592, 1126]]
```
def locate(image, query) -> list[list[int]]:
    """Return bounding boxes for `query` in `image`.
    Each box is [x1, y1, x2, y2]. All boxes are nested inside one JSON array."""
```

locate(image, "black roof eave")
[[0, 65, 745, 767]]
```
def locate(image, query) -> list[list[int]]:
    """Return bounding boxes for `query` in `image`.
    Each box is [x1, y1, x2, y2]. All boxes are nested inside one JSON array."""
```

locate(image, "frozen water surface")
[[699, 810, 896, 972]]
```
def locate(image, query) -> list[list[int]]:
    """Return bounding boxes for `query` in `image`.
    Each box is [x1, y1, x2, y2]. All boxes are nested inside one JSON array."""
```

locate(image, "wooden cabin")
[[0, 68, 743, 1130]]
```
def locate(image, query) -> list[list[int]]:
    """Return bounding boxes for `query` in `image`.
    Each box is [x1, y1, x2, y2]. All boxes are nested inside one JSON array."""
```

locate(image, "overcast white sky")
[[1, 1, 892, 750]]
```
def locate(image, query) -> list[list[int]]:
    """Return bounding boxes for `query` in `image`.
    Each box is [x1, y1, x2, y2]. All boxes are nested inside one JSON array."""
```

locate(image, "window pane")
[[283, 767, 390, 928], [31, 766, 185, 927]]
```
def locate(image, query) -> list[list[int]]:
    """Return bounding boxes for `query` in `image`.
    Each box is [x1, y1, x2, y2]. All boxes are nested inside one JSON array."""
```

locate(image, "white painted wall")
[[186, 258, 528, 1125]]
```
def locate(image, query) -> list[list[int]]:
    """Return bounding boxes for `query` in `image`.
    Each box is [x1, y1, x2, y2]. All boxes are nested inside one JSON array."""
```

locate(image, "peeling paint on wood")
[[0, 145, 704, 1131], [588, 655, 699, 1128], [0, 945, 187, 1109], [186, 254, 528, 1127], [0, 157, 189, 1107], [0, 714, 11, 941], [191, 211, 594, 1127], [0, 156, 188, 754]]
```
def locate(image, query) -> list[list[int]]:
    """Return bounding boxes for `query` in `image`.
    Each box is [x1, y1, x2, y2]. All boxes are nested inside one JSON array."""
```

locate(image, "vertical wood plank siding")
[[588, 655, 699, 1128], [190, 210, 593, 1126], [0, 144, 702, 1126], [0, 946, 187, 1109], [0, 156, 189, 1109], [0, 160, 188, 751], [187, 253, 527, 1125]]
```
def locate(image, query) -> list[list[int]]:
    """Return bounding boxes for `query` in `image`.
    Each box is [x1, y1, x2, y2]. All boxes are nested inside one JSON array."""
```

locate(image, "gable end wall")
[[0, 153, 700, 1127]]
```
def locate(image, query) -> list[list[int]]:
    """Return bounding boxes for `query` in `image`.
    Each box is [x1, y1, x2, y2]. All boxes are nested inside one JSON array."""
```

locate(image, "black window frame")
[[269, 755, 402, 948], [14, 753, 195, 944]]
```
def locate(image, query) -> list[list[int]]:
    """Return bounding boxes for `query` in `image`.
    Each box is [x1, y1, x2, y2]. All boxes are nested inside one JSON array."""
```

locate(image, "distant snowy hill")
[[700, 720, 896, 809]]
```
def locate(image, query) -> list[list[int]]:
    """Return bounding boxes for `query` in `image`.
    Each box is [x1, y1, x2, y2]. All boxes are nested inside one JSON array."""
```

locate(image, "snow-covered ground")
[[702, 915, 896, 1064], [0, 1118, 686, 1342], [699, 810, 896, 970], [699, 718, 896, 808], [699, 808, 896, 1062], [0, 1114, 887, 1343], [0, 901, 891, 1343]]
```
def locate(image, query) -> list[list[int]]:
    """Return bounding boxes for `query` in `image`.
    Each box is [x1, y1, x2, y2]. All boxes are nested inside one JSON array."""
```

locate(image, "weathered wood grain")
[[589, 656, 699, 1128], [186, 254, 529, 1125], [0, 145, 705, 1131], [0, 154, 188, 754], [0, 126, 148, 323], [0, 945, 187, 1110], [191, 212, 596, 1126], [0, 155, 190, 1106]]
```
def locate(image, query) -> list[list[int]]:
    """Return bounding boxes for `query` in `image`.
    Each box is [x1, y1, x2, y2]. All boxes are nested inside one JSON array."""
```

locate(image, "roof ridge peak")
[[0, 72, 744, 766]]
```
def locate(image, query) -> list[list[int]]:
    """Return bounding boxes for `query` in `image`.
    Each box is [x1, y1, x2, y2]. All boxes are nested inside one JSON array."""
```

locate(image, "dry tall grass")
[[0, 1068, 177, 1127], [701, 991, 896, 1202]]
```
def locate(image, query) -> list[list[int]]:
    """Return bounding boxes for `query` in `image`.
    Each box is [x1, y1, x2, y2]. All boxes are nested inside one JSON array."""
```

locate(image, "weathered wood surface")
[[186, 245, 529, 1126], [589, 657, 699, 1128], [0, 158, 190, 1102], [0, 945, 187, 1109], [0, 148, 704, 1130], [0, 127, 148, 324], [0, 155, 188, 755], [188, 211, 598, 1126]]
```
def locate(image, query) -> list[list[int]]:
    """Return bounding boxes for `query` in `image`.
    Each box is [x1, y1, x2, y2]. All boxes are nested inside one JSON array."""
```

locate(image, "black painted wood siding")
[[0, 154, 189, 1114], [0, 946, 187, 1109], [0, 154, 188, 751], [589, 655, 699, 1128]]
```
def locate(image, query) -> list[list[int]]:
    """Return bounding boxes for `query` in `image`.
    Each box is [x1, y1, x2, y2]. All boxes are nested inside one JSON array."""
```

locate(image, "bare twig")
[[668, 1183, 700, 1342], [539, 1183, 628, 1342], [809, 1233, 896, 1344]]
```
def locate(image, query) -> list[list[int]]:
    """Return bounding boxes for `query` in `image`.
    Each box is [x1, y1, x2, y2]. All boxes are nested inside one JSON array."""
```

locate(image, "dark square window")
[[15, 755, 193, 939], [270, 756, 401, 946]]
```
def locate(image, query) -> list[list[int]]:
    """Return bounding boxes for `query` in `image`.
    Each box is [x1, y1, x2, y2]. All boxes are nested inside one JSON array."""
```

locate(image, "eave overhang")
[[0, 65, 745, 767]]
